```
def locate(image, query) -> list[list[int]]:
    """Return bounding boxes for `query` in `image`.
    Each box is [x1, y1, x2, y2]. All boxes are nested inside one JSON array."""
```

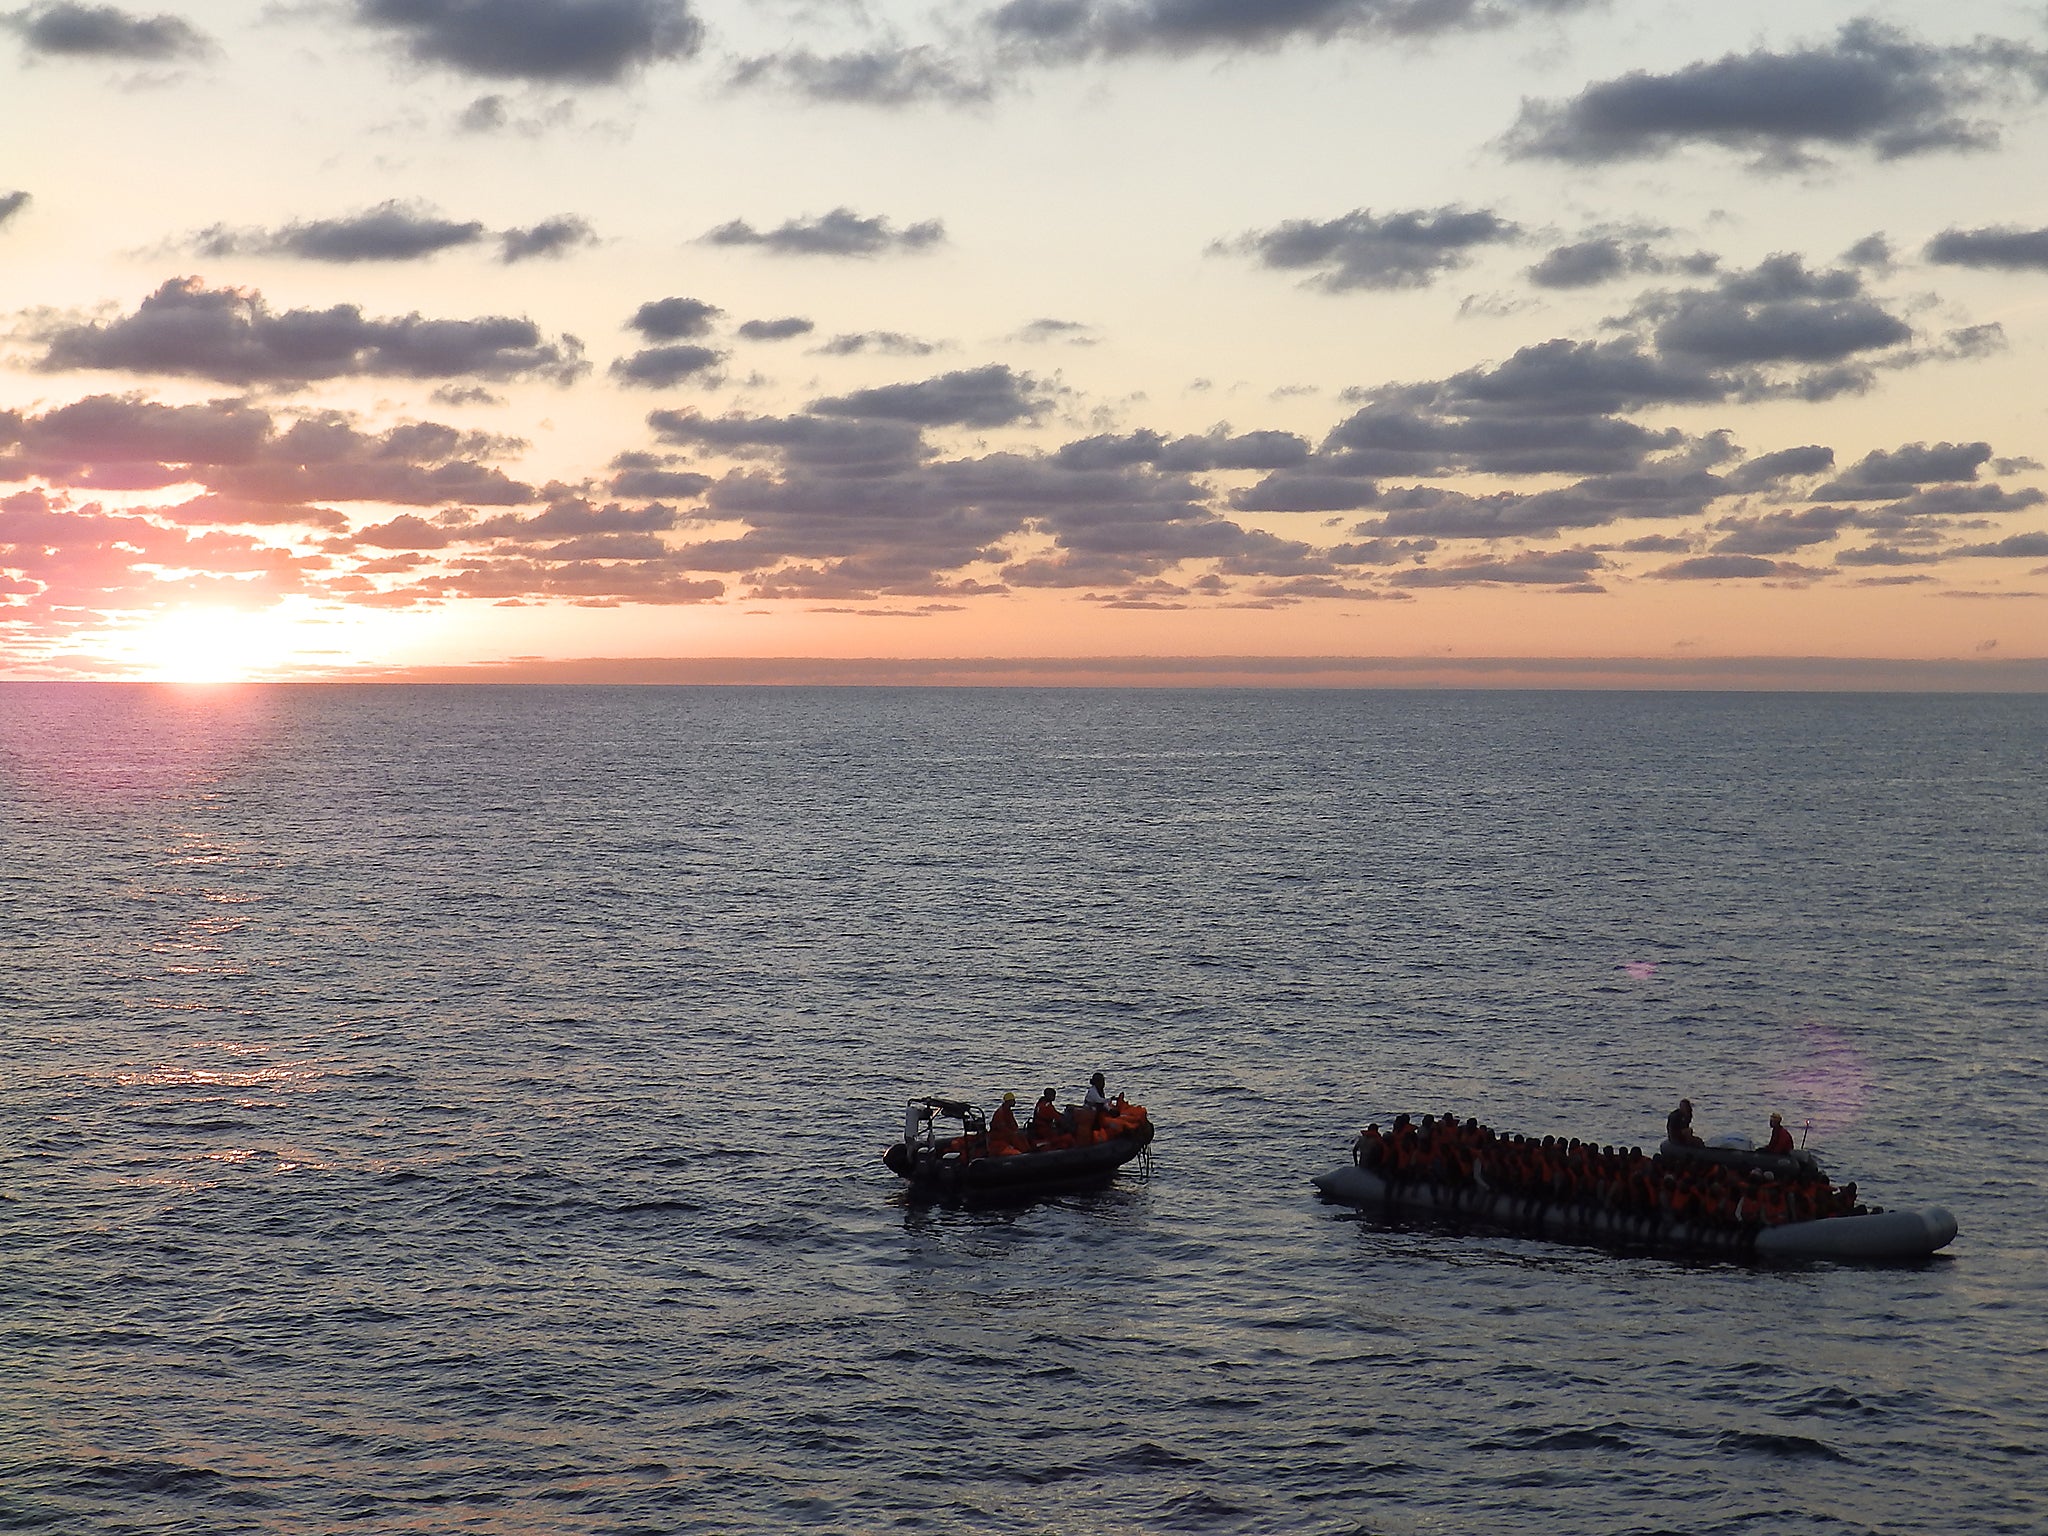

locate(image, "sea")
[[1, 684, 2043, 1536]]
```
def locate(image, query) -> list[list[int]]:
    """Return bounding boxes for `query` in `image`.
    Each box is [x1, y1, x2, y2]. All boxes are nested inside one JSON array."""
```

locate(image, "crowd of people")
[[1350, 1107, 1878, 1233]]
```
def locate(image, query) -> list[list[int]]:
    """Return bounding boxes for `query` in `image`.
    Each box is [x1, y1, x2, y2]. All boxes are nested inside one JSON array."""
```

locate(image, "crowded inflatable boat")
[[1313, 1108, 1957, 1261]]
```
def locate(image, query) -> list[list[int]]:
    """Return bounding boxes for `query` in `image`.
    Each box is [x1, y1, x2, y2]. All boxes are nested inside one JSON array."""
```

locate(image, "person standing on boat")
[[1667, 1098, 1705, 1148], [1763, 1112, 1795, 1155]]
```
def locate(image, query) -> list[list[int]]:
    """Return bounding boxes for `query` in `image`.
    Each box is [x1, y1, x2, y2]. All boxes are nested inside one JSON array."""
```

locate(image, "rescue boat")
[[1313, 1128, 1956, 1262], [883, 1095, 1155, 1199]]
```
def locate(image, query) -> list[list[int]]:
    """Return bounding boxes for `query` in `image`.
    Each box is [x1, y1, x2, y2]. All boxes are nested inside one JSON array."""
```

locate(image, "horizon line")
[[8, 654, 2048, 691]]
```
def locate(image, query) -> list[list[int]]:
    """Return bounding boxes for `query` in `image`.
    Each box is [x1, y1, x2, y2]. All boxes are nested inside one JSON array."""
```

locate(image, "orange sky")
[[3, 0, 2046, 684]]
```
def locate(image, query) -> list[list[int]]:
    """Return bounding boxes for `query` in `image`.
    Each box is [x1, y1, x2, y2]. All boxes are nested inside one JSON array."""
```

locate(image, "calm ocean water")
[[2, 684, 2044, 1535]]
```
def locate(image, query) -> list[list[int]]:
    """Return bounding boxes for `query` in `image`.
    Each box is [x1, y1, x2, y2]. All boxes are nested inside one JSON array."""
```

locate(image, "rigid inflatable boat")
[[1313, 1118, 1956, 1262], [884, 1095, 1154, 1200]]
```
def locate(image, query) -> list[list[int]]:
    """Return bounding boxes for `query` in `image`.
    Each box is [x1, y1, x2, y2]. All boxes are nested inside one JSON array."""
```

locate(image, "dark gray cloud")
[[1925, 224, 2048, 271], [499, 215, 595, 262], [812, 331, 940, 357], [1056, 426, 1309, 473], [353, 0, 700, 83], [1230, 473, 1380, 513], [1724, 444, 1834, 490], [703, 207, 944, 257], [1013, 317, 1097, 345], [1649, 553, 1827, 580], [36, 277, 587, 387], [467, 493, 678, 540], [606, 451, 711, 499], [6, 1, 208, 59], [429, 383, 504, 406], [1525, 236, 1716, 290], [1955, 531, 2048, 558], [1814, 440, 1993, 500], [194, 202, 488, 262], [0, 190, 29, 229], [986, 0, 1599, 61], [729, 45, 991, 105], [1342, 470, 1723, 540], [737, 315, 812, 341], [1505, 22, 2035, 169], [1835, 543, 1942, 566], [629, 296, 722, 340], [1218, 206, 1517, 292], [1709, 507, 1856, 555], [1, 394, 538, 512], [1386, 548, 1607, 589], [1626, 255, 1911, 370], [648, 409, 929, 474], [808, 364, 1048, 427], [609, 343, 725, 388]]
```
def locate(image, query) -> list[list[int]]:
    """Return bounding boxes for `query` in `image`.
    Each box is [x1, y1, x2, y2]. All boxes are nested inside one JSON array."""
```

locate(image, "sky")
[[4, 0, 2048, 684]]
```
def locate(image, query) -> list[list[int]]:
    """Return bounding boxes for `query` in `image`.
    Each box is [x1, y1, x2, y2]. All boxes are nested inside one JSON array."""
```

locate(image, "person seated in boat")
[[1084, 1072, 1113, 1114], [990, 1092, 1025, 1152], [1666, 1098, 1706, 1148], [1763, 1112, 1795, 1155], [1031, 1087, 1067, 1143]]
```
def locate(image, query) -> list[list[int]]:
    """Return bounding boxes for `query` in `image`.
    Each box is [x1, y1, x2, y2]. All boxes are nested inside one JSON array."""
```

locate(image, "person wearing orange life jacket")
[[990, 1093, 1024, 1152], [1764, 1112, 1796, 1156], [1031, 1088, 1065, 1143]]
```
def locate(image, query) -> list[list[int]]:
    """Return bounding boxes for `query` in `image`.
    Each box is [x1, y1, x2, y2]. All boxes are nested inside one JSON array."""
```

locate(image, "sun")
[[128, 607, 299, 682], [105, 602, 411, 683]]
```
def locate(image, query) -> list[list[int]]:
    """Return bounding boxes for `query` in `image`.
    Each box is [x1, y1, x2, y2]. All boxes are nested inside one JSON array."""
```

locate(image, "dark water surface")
[[2, 685, 2044, 1535]]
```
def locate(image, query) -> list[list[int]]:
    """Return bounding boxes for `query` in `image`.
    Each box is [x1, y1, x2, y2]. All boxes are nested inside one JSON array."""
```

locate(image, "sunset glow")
[[3, 1, 2046, 685]]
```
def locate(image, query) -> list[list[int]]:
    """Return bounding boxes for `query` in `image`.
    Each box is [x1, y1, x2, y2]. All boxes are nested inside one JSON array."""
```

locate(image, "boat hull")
[[1312, 1164, 1955, 1262], [886, 1123, 1154, 1199]]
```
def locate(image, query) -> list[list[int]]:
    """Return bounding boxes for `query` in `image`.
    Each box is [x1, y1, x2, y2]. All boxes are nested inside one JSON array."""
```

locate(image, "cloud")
[[194, 202, 488, 262], [1708, 507, 1855, 554], [812, 331, 940, 357], [737, 316, 812, 342], [1925, 224, 2048, 271], [5, 1, 209, 59], [1218, 206, 1518, 292], [1954, 532, 2048, 558], [499, 215, 595, 262], [808, 364, 1049, 427], [1525, 235, 1716, 290], [1386, 548, 1607, 589], [729, 45, 991, 105], [1012, 317, 1097, 345], [648, 409, 929, 473], [986, 0, 1600, 61], [1343, 470, 1723, 540], [1814, 440, 1993, 500], [0, 396, 536, 516], [702, 207, 944, 257], [1724, 443, 1834, 490], [352, 0, 701, 84], [1624, 254, 1911, 371], [609, 343, 724, 388], [1504, 22, 2037, 169], [34, 277, 587, 387], [1057, 426, 1309, 473], [1649, 553, 1826, 580], [0, 190, 30, 229], [629, 296, 722, 340], [606, 451, 710, 499]]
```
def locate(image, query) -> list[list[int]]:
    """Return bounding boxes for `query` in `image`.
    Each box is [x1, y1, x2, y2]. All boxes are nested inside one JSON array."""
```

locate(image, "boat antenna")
[[1801, 1120, 1812, 1148]]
